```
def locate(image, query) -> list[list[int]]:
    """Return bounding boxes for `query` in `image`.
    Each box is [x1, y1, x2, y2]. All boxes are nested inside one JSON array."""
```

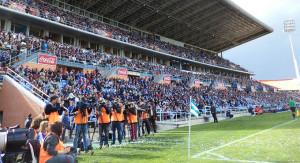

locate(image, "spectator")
[[61, 110, 72, 142], [24, 113, 32, 129], [226, 110, 233, 119], [37, 121, 50, 144]]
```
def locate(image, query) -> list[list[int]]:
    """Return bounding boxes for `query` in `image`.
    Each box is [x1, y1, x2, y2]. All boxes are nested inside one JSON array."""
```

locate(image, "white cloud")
[[231, 0, 300, 21]]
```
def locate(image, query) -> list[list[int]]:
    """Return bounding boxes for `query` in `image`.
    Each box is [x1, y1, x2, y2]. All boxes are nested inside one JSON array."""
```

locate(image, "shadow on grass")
[[78, 153, 162, 161]]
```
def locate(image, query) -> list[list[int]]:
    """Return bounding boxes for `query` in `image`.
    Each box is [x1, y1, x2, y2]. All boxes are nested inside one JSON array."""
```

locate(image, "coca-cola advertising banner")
[[164, 75, 171, 82], [9, 2, 37, 16], [118, 68, 128, 76], [194, 79, 200, 85], [38, 54, 57, 66], [217, 83, 225, 88]]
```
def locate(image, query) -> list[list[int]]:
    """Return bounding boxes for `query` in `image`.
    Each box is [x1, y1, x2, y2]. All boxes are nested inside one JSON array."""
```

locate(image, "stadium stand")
[[0, 1, 298, 161], [0, 0, 261, 72]]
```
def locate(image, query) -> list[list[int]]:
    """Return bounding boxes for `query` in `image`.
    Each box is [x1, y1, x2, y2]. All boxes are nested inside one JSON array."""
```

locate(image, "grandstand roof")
[[260, 79, 300, 91], [65, 0, 273, 53]]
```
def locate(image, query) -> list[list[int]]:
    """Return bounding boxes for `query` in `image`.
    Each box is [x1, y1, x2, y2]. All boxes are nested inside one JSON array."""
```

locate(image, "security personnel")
[[141, 104, 150, 136], [45, 94, 64, 125], [128, 103, 137, 142], [289, 98, 297, 119], [111, 101, 122, 145], [72, 98, 90, 154], [97, 98, 111, 149], [210, 103, 218, 123]]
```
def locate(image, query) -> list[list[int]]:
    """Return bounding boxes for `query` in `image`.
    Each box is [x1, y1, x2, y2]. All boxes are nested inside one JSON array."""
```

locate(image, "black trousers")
[[212, 113, 218, 123], [149, 116, 156, 132], [142, 119, 150, 135]]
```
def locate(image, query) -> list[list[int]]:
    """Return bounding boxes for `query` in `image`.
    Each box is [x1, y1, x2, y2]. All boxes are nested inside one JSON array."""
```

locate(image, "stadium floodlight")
[[284, 19, 300, 92]]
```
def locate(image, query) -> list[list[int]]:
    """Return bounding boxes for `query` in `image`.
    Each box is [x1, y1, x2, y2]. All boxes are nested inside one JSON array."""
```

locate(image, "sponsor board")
[[118, 68, 128, 76], [38, 54, 57, 65], [164, 75, 171, 82]]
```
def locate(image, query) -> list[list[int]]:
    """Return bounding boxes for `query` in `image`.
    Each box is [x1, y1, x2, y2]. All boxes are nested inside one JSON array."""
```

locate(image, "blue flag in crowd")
[[190, 98, 199, 118]]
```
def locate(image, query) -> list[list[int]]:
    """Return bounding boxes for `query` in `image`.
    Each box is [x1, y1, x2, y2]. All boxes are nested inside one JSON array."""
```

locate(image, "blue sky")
[[224, 0, 300, 80]]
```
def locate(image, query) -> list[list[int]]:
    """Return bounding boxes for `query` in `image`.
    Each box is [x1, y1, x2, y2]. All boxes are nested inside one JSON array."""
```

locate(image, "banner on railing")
[[237, 84, 242, 90], [194, 79, 201, 85], [9, 2, 37, 16], [117, 68, 128, 76], [217, 83, 225, 88], [38, 54, 57, 66], [164, 75, 171, 82], [93, 28, 112, 38]]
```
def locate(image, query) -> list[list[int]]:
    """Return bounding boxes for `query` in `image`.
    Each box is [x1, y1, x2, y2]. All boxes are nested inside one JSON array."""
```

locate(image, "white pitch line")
[[208, 152, 230, 160], [198, 157, 275, 163], [192, 119, 298, 158]]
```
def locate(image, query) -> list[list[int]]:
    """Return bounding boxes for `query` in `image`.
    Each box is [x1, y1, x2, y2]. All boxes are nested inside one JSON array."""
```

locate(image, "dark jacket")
[[62, 114, 71, 128], [210, 106, 216, 114], [45, 103, 61, 115], [24, 118, 32, 129], [43, 134, 60, 156]]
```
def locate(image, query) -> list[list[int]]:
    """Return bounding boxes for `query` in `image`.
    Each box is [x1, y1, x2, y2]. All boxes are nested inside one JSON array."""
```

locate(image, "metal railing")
[[157, 110, 189, 123], [5, 68, 70, 111], [6, 68, 49, 103]]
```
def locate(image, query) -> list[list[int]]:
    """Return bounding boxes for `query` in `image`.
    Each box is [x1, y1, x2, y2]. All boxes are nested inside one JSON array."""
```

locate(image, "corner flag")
[[297, 110, 300, 116], [188, 97, 199, 158], [190, 98, 200, 118]]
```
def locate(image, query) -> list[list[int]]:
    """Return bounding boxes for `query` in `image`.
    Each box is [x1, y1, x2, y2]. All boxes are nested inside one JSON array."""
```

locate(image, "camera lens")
[[6, 129, 28, 152]]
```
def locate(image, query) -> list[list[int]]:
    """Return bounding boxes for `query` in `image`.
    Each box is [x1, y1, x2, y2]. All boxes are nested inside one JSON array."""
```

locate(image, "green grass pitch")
[[78, 111, 300, 163]]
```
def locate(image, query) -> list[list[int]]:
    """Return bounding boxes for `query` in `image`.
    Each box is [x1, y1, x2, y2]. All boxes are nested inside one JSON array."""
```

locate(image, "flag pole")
[[188, 96, 191, 158]]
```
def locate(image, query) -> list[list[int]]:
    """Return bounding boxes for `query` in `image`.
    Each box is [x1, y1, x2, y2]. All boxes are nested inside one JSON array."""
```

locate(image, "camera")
[[0, 129, 28, 152], [76, 101, 90, 117]]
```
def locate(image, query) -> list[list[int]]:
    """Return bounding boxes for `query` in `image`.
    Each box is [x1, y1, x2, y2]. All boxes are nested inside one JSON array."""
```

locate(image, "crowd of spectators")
[[1, 0, 247, 72], [1, 29, 297, 112], [9, 62, 297, 118]]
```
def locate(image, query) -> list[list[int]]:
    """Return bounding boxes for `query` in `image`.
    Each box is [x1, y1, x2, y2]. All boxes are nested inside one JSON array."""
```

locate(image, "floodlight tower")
[[284, 19, 300, 92]]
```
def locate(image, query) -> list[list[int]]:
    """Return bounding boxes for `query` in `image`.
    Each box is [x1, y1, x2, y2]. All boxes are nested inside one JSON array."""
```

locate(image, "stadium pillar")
[[110, 47, 113, 54], [4, 19, 11, 32], [88, 41, 91, 48], [179, 62, 182, 69], [43, 30, 49, 37], [100, 45, 104, 53], [129, 51, 132, 58], [146, 55, 149, 61], [166, 60, 170, 66], [60, 34, 63, 44], [153, 57, 157, 64], [26, 25, 30, 36], [121, 49, 125, 57]]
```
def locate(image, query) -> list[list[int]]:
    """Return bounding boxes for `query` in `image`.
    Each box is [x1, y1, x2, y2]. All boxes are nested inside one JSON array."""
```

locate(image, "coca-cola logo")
[[38, 54, 57, 65], [195, 80, 200, 85], [164, 75, 171, 81], [118, 68, 127, 76]]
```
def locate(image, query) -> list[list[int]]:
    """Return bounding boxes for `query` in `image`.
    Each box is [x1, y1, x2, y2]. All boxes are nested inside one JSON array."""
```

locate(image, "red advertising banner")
[[9, 2, 37, 16], [118, 68, 128, 76], [217, 83, 225, 88], [10, 2, 25, 13], [38, 54, 57, 65], [237, 84, 242, 90], [93, 28, 112, 38], [30, 7, 37, 16], [194, 79, 200, 85], [164, 75, 171, 82]]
